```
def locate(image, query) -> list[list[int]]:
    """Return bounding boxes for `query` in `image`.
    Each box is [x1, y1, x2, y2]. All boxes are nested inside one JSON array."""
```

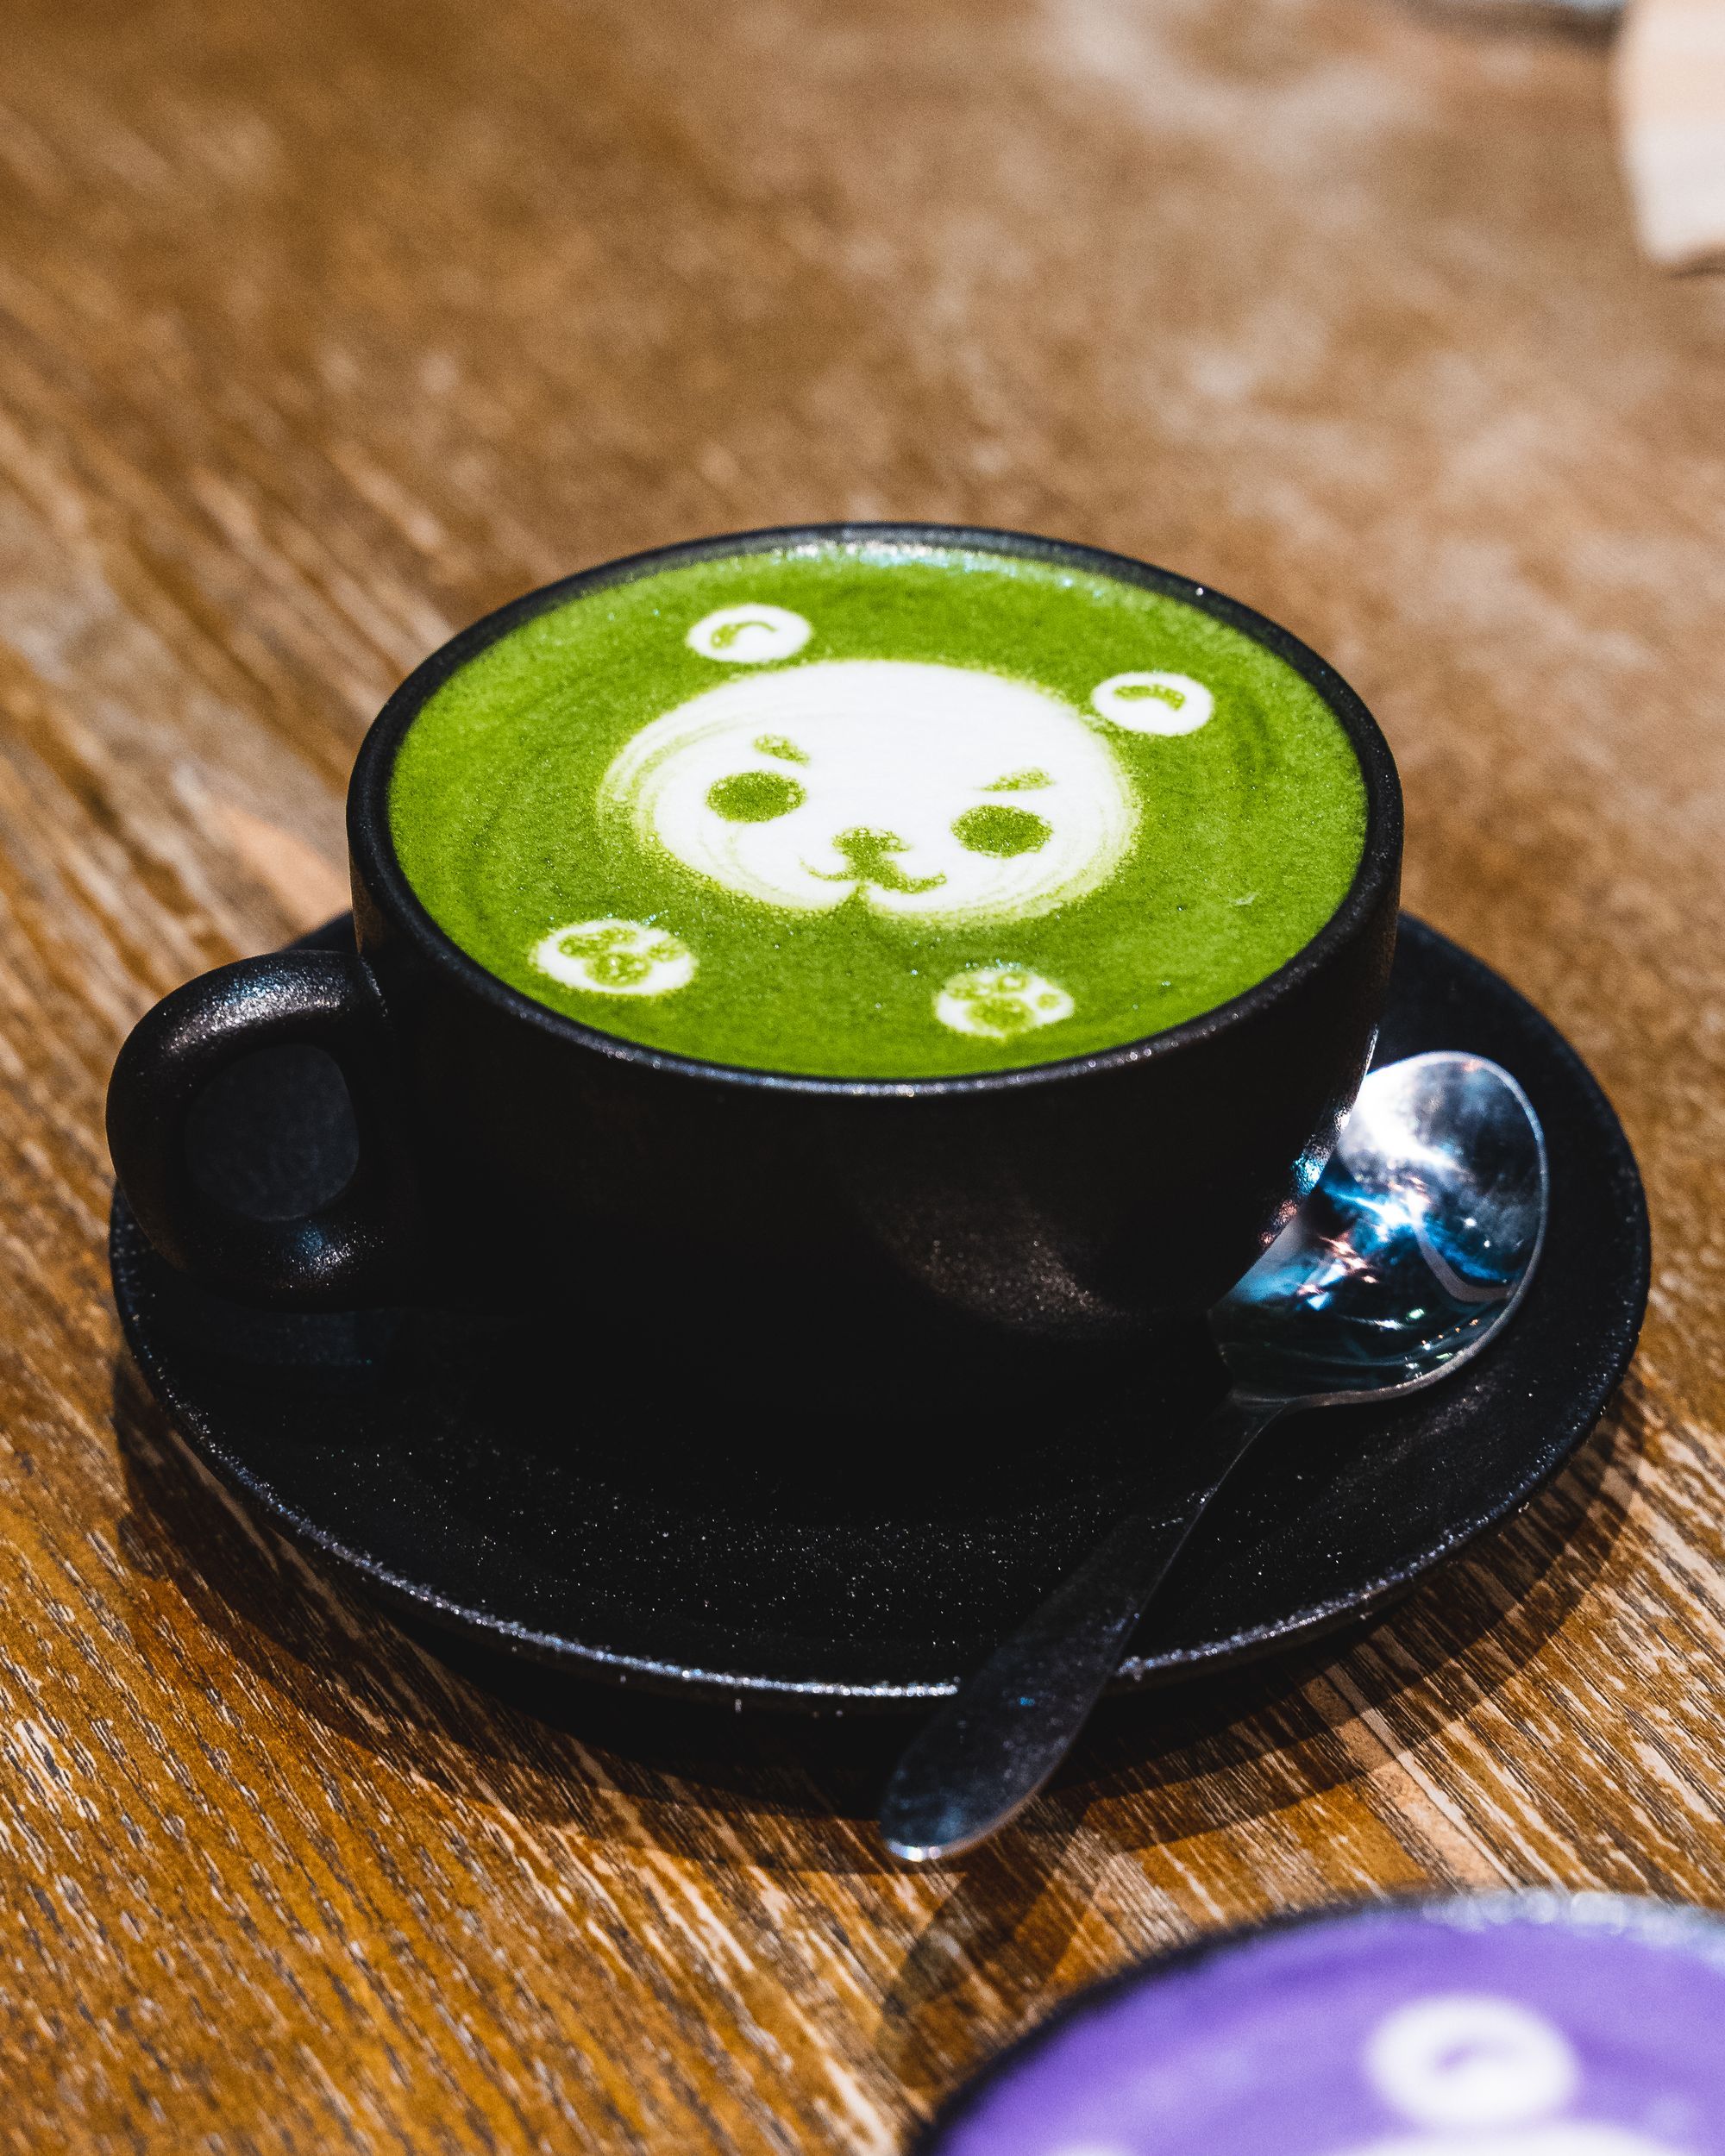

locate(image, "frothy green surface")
[[388, 542, 1367, 1077]]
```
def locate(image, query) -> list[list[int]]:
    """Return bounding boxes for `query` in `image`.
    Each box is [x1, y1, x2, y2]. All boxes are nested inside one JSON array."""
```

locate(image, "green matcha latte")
[[389, 540, 1367, 1080]]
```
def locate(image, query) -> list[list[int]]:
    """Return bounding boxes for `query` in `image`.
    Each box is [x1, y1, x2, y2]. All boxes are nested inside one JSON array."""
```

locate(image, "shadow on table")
[[111, 1350, 1643, 1887]]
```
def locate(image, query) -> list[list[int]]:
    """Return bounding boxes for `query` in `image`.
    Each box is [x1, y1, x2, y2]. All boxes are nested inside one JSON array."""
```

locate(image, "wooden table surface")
[[3, 0, 1724, 2147]]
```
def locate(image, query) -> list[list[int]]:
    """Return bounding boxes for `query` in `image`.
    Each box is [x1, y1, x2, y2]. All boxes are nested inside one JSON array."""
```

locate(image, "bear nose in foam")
[[816, 827, 946, 897]]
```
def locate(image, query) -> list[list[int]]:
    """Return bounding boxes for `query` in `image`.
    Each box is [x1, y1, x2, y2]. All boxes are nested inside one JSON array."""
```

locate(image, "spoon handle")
[[879, 1391, 1284, 1863]]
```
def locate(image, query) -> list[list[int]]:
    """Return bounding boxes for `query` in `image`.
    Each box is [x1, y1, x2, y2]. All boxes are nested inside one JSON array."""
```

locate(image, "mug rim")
[[348, 521, 1402, 1097]]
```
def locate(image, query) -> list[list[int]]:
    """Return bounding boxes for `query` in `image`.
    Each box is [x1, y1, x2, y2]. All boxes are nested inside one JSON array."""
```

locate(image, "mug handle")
[[106, 949, 413, 1308]]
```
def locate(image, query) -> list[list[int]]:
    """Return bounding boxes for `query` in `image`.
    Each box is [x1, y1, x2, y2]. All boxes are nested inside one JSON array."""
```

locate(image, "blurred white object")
[[1405, 0, 1620, 28], [1616, 0, 1725, 268]]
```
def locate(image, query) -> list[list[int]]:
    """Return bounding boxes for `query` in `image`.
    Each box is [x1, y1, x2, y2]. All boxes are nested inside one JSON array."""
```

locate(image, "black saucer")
[[110, 915, 1647, 1712]]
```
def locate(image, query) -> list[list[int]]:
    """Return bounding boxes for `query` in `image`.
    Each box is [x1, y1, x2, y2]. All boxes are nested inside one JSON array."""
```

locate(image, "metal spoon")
[[880, 1051, 1548, 1864]]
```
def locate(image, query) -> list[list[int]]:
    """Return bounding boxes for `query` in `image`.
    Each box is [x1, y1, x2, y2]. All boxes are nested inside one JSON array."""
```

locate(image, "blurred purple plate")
[[923, 1896, 1725, 2156]]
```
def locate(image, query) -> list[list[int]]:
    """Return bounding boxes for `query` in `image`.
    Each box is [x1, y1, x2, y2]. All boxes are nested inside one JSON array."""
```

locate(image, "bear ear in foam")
[[687, 605, 812, 665], [1092, 671, 1214, 736]]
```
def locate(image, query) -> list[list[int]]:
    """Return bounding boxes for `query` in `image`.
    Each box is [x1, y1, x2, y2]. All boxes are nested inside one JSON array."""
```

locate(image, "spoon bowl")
[[1218, 1051, 1547, 1403]]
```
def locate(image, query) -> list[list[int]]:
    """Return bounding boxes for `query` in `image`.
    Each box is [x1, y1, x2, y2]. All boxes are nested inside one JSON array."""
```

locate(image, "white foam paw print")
[[935, 964, 1074, 1042], [1369, 1998, 1578, 2130], [1091, 670, 1214, 735], [603, 658, 1136, 926], [531, 918, 696, 998], [686, 605, 812, 664]]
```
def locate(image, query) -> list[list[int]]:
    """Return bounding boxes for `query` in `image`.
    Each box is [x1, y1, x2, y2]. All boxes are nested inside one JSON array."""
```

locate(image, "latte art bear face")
[[599, 659, 1137, 924]]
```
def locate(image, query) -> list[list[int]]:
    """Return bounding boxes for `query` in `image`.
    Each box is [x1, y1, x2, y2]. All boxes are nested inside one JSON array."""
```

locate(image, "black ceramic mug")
[[107, 526, 1402, 1369]]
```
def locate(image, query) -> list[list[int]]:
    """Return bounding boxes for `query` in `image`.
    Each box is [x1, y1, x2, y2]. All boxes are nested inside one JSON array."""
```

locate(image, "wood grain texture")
[[2, 0, 1723, 2147]]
